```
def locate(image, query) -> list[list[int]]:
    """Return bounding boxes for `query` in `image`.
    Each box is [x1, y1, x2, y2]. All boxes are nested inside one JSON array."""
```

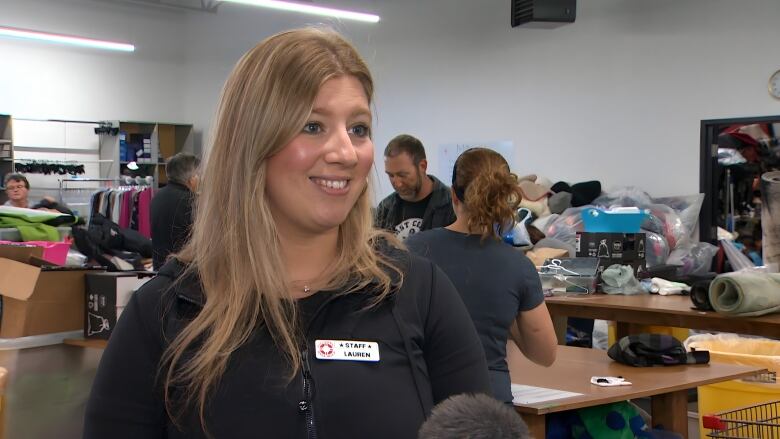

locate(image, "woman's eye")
[[303, 122, 322, 134], [350, 124, 370, 137]]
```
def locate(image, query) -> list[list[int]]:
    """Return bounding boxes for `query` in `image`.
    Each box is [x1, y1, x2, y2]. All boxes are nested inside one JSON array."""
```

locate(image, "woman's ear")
[[450, 187, 460, 208]]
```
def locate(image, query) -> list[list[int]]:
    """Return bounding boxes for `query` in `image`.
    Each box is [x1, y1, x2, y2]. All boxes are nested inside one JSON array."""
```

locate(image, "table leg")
[[520, 413, 545, 439], [651, 390, 688, 439], [615, 321, 631, 340], [552, 315, 567, 345]]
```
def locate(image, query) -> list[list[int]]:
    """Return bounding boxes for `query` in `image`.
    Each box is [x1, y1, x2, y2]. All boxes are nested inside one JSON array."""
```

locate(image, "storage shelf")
[[0, 140, 11, 145], [14, 145, 99, 153], [14, 158, 114, 164]]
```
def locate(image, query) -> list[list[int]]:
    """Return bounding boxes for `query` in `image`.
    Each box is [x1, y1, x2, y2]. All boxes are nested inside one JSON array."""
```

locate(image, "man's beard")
[[401, 170, 424, 201]]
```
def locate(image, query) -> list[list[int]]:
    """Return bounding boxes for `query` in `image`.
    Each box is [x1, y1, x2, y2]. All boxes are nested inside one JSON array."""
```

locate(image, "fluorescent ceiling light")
[[0, 25, 135, 52], [221, 0, 380, 23]]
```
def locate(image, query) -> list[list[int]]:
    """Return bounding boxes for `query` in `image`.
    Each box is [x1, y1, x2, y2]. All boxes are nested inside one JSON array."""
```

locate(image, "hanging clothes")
[[90, 186, 154, 237], [137, 189, 153, 238], [14, 161, 85, 175]]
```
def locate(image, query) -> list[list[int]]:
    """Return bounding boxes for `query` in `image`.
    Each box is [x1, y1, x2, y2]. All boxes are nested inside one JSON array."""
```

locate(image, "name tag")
[[314, 339, 380, 362]]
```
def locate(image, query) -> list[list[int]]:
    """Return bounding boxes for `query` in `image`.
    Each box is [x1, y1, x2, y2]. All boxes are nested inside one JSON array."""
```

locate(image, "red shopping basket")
[[703, 399, 780, 438]]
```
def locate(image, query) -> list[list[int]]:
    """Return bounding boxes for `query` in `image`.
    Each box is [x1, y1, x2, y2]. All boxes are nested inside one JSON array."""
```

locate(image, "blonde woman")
[[84, 28, 490, 438], [407, 148, 557, 404]]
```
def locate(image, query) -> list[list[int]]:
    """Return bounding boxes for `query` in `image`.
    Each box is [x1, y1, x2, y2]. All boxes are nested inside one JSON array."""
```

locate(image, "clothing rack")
[[59, 178, 154, 222], [58, 177, 154, 198], [59, 177, 154, 189]]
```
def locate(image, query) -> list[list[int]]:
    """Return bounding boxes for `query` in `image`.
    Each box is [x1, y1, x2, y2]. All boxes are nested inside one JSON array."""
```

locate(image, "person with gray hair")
[[418, 393, 531, 439], [150, 152, 200, 270]]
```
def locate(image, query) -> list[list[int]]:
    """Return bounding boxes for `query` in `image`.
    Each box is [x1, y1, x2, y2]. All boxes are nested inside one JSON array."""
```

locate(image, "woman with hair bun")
[[407, 147, 557, 404]]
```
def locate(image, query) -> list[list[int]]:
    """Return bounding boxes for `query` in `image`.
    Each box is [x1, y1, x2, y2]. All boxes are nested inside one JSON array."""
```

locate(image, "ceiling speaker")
[[512, 0, 576, 28]]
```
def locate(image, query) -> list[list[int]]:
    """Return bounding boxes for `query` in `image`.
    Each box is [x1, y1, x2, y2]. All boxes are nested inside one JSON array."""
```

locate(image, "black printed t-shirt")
[[394, 193, 432, 240]]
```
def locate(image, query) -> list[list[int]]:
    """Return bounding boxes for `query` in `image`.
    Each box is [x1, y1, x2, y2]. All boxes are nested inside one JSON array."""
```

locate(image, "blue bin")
[[581, 208, 648, 233]]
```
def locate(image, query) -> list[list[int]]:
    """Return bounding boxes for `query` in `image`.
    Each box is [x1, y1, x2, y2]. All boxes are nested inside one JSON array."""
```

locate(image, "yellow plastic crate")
[[607, 322, 690, 345], [687, 335, 780, 439]]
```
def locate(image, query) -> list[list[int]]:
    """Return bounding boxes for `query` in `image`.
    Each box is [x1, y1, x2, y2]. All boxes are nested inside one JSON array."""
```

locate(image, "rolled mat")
[[690, 280, 714, 311], [762, 171, 780, 267], [709, 272, 780, 316]]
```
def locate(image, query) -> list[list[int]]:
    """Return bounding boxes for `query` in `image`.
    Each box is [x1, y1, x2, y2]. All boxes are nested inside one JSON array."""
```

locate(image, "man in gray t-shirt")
[[407, 228, 544, 403]]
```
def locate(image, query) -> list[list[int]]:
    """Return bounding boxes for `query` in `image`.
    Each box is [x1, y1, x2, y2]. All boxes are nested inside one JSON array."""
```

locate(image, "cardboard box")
[[576, 232, 646, 261], [0, 246, 96, 338], [85, 272, 154, 339], [576, 232, 647, 278]]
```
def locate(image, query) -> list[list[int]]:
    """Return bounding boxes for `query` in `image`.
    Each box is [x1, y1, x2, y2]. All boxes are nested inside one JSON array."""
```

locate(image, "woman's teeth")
[[313, 178, 347, 189]]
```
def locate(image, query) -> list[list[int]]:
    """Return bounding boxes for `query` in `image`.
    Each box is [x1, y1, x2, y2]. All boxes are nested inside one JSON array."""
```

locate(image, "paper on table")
[[511, 383, 583, 405]]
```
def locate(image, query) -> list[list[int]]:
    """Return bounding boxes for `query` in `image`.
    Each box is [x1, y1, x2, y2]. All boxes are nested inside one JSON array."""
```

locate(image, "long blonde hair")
[[163, 27, 399, 428]]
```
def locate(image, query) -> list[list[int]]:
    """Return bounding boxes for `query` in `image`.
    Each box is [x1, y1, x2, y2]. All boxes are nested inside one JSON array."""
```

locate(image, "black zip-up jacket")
[[84, 252, 491, 438], [150, 181, 194, 270]]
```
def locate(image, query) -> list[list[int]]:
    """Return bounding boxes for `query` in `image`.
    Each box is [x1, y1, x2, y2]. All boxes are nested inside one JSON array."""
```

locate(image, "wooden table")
[[63, 338, 108, 349], [545, 294, 780, 343], [508, 344, 766, 439]]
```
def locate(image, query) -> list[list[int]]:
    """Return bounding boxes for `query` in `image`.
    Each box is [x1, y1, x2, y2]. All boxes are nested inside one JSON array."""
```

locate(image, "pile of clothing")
[[506, 176, 603, 266], [0, 205, 78, 241], [72, 213, 153, 271]]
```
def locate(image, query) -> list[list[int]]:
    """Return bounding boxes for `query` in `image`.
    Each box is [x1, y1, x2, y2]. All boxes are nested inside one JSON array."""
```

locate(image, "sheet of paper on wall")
[[437, 140, 514, 185], [510, 383, 583, 406]]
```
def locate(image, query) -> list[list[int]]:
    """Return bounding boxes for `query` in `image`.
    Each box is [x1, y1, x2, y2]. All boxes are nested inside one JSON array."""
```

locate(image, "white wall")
[[2, 0, 780, 201], [0, 0, 188, 123], [179, 0, 780, 200]]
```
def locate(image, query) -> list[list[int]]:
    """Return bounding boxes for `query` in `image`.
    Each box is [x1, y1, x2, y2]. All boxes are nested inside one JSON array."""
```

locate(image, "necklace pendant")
[[303, 285, 311, 294]]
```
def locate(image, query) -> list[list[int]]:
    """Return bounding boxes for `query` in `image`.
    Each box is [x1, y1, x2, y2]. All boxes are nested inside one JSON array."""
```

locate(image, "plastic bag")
[[66, 248, 87, 267], [644, 231, 670, 267], [685, 333, 780, 374], [668, 241, 719, 276], [601, 264, 645, 295], [543, 207, 588, 247], [654, 194, 705, 244], [593, 187, 653, 209], [720, 239, 755, 271], [642, 204, 686, 250], [595, 188, 704, 248], [501, 208, 533, 247], [717, 148, 747, 166]]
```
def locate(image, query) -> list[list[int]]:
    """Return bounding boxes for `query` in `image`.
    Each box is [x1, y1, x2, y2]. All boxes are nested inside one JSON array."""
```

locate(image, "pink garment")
[[137, 188, 153, 238], [119, 189, 133, 229]]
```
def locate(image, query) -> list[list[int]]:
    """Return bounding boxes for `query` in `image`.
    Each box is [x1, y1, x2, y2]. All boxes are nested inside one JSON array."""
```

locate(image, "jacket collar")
[[157, 243, 408, 310], [158, 259, 205, 307], [392, 174, 450, 207], [427, 174, 452, 208], [166, 181, 192, 192]]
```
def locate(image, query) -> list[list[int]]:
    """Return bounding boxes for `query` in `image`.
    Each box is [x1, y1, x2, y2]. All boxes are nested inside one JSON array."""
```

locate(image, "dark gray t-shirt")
[[406, 228, 544, 403]]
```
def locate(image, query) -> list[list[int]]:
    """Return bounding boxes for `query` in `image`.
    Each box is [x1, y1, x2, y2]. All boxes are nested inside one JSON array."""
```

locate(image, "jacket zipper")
[[299, 348, 318, 439], [175, 292, 321, 438], [176, 293, 203, 308]]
